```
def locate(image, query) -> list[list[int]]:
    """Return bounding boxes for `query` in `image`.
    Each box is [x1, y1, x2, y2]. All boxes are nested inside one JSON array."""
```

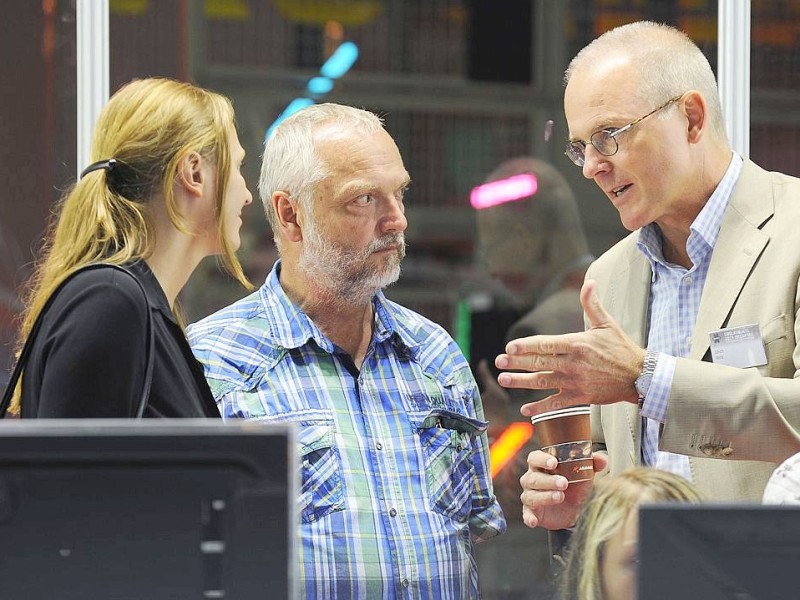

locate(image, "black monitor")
[[0, 419, 296, 599], [639, 504, 800, 600]]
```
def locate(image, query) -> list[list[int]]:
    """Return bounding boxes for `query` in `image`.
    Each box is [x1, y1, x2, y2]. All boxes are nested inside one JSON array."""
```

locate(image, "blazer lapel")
[[612, 246, 651, 347], [690, 161, 773, 360], [605, 242, 651, 457]]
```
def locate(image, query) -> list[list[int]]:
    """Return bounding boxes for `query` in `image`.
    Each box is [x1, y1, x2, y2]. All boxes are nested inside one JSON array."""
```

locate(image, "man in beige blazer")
[[495, 20, 800, 534]]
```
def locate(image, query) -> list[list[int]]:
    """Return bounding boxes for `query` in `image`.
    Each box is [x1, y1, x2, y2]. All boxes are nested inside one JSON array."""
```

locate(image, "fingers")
[[522, 505, 541, 529], [520, 451, 569, 493], [497, 370, 552, 390], [580, 279, 612, 330], [519, 453, 568, 528], [520, 475, 568, 499], [520, 394, 584, 417], [593, 451, 609, 473], [504, 333, 579, 357], [526, 449, 556, 471], [496, 351, 568, 374]]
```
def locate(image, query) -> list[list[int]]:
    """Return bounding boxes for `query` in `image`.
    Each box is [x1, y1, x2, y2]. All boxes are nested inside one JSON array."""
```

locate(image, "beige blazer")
[[587, 159, 800, 502]]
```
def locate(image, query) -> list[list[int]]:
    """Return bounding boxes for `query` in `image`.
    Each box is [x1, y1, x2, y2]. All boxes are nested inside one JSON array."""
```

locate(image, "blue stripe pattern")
[[188, 261, 505, 599]]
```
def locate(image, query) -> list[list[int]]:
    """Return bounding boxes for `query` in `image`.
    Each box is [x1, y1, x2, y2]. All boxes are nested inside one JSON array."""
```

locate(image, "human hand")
[[520, 450, 609, 530], [496, 280, 646, 418]]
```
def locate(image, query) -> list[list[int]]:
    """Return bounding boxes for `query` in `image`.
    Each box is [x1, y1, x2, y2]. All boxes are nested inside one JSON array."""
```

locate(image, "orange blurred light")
[[324, 20, 344, 59], [489, 422, 533, 479]]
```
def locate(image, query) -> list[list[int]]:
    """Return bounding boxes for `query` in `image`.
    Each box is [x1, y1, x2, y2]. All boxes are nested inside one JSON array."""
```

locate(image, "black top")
[[21, 261, 220, 418]]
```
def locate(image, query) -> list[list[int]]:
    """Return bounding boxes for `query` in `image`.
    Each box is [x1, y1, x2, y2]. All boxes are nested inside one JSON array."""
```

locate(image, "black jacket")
[[21, 261, 219, 418]]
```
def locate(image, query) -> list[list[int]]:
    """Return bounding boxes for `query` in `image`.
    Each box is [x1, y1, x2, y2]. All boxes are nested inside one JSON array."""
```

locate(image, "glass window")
[[4, 2, 799, 595], [0, 0, 77, 382]]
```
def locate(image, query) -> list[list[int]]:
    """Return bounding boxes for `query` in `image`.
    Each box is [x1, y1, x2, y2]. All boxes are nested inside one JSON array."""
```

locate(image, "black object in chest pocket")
[[414, 409, 487, 522]]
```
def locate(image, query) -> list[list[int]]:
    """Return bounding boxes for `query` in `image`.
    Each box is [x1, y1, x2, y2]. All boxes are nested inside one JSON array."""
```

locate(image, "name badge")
[[708, 323, 768, 368]]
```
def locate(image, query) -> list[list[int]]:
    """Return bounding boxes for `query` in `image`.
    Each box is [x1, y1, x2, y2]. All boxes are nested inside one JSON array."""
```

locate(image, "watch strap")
[[635, 350, 659, 403]]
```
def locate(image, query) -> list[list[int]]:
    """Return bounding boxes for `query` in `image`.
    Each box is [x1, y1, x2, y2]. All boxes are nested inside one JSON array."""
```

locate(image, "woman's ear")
[[273, 191, 303, 242], [683, 91, 707, 144], [175, 151, 205, 197]]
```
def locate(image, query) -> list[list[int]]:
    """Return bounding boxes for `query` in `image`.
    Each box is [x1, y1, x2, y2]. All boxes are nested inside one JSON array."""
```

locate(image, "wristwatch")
[[634, 350, 659, 404]]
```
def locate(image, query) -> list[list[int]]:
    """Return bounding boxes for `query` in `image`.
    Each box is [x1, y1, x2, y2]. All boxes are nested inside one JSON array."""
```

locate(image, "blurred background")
[[2, 1, 799, 598]]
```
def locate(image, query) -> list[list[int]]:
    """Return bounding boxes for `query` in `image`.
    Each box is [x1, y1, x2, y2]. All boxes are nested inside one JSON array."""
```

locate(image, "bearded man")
[[188, 103, 505, 600]]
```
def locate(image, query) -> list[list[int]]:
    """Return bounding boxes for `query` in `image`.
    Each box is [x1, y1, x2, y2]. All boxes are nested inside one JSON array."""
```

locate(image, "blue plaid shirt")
[[637, 153, 743, 479], [188, 261, 505, 599]]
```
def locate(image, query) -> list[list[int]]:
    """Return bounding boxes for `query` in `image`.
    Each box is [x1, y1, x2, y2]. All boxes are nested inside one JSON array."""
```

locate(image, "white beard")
[[298, 220, 405, 306]]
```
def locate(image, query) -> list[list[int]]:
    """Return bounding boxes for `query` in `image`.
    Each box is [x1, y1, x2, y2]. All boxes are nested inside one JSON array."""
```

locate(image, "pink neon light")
[[470, 173, 538, 210]]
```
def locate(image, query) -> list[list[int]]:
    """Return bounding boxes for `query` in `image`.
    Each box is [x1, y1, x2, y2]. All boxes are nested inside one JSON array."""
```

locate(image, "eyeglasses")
[[564, 94, 684, 167]]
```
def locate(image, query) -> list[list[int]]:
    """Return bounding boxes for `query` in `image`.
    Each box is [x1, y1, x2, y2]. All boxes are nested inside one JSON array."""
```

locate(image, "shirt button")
[[376, 442, 383, 450], [389, 508, 397, 517], [684, 275, 693, 285], [402, 579, 410, 588]]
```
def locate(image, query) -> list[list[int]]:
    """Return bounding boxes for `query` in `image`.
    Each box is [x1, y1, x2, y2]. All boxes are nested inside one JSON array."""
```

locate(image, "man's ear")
[[273, 191, 302, 242], [683, 90, 707, 144], [175, 151, 204, 197]]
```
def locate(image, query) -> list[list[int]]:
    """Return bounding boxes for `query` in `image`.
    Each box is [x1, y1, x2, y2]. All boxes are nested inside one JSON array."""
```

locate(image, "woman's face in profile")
[[601, 506, 639, 600], [220, 126, 253, 252]]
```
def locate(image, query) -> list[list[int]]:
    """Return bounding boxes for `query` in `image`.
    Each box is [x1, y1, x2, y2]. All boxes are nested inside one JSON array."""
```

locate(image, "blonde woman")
[[6, 77, 252, 418], [558, 467, 703, 600]]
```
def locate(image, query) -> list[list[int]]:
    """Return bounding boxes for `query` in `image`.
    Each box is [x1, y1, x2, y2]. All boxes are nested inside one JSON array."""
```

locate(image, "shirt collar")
[[259, 260, 413, 354], [373, 289, 421, 355], [638, 153, 743, 267]]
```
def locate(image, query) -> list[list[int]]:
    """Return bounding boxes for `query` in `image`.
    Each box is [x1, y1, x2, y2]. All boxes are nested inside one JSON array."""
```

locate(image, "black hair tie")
[[80, 158, 148, 200], [80, 159, 118, 180]]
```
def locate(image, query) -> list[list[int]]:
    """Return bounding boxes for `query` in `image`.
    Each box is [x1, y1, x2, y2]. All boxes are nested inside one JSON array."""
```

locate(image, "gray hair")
[[258, 103, 385, 248], [564, 21, 728, 144]]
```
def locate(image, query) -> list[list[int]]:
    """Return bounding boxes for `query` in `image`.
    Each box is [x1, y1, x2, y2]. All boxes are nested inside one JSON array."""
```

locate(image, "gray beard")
[[298, 227, 405, 306]]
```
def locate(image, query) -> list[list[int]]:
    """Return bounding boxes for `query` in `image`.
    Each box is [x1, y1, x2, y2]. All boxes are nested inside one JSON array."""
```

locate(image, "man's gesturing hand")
[[495, 279, 646, 418]]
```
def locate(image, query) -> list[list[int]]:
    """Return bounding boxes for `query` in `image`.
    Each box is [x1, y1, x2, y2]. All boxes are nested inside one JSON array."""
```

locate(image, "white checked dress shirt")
[[637, 153, 743, 479]]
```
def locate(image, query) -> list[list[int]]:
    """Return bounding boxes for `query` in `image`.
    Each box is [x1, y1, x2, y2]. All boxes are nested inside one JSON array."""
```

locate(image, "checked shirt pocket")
[[415, 409, 487, 522], [297, 422, 345, 524]]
